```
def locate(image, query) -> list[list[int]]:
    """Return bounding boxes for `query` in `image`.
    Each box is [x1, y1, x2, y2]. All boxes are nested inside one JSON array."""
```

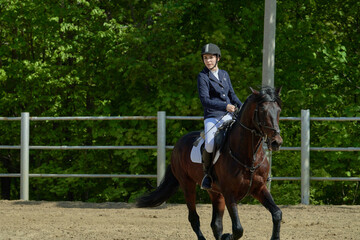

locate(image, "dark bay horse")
[[137, 86, 283, 240]]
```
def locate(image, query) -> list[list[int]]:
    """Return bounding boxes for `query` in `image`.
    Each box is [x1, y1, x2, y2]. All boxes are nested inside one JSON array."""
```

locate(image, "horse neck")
[[229, 103, 263, 161]]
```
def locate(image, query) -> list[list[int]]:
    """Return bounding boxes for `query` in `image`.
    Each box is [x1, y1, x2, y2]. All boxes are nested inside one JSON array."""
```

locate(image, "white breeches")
[[204, 113, 233, 153]]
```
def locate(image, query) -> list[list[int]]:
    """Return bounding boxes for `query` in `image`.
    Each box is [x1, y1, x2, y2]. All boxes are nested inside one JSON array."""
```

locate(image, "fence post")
[[301, 109, 310, 205], [20, 112, 30, 201], [157, 111, 166, 186]]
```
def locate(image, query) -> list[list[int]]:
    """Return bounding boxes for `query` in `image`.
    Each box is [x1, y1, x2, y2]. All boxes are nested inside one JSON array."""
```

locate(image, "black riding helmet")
[[201, 43, 221, 70], [201, 43, 221, 58]]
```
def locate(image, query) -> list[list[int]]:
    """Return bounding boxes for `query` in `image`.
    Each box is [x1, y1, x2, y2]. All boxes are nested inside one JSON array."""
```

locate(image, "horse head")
[[236, 86, 283, 151]]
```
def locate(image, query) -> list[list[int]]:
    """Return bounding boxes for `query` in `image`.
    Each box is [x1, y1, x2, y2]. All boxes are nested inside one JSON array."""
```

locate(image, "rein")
[[228, 123, 266, 199], [228, 102, 275, 199]]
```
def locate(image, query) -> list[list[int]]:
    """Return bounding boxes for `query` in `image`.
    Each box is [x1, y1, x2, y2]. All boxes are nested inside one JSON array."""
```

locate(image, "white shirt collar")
[[211, 69, 219, 80]]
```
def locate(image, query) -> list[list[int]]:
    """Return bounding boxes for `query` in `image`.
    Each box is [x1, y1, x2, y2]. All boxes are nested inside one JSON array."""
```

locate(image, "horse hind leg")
[[183, 180, 206, 240], [188, 209, 205, 240]]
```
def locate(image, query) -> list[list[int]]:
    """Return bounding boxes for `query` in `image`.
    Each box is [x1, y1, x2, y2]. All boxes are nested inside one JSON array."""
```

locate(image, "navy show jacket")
[[197, 67, 242, 119]]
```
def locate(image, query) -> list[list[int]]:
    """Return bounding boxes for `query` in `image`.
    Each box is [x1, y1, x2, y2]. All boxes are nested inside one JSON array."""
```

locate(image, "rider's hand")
[[226, 104, 236, 113]]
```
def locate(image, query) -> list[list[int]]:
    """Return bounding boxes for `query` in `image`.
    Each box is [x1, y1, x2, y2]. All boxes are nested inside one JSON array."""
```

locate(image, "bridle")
[[250, 102, 280, 138], [253, 103, 281, 147], [233, 100, 281, 146]]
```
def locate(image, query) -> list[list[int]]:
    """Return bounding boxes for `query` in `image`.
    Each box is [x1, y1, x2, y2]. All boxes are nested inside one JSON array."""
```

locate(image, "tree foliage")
[[0, 0, 359, 204]]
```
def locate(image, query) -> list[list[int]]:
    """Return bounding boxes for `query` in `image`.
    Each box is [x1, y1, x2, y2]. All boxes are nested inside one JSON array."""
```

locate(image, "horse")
[[137, 86, 283, 240]]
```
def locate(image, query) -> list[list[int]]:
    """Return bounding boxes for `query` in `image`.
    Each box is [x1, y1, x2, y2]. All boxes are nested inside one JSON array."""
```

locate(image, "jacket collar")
[[202, 67, 224, 86]]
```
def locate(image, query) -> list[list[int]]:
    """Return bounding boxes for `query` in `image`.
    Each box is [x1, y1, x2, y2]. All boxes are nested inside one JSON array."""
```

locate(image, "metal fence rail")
[[0, 111, 359, 204], [1, 112, 167, 201]]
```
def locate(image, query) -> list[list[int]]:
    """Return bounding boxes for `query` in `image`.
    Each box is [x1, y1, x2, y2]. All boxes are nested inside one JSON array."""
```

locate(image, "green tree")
[[0, 0, 359, 204]]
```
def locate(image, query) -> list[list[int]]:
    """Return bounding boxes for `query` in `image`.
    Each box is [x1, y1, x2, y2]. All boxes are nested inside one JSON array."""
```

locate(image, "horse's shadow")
[[11, 200, 134, 209]]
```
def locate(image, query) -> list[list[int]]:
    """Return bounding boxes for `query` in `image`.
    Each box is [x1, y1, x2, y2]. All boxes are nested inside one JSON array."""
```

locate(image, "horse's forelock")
[[256, 86, 282, 107]]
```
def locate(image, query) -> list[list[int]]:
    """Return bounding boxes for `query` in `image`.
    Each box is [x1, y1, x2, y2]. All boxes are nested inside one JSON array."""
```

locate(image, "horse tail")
[[136, 165, 179, 208]]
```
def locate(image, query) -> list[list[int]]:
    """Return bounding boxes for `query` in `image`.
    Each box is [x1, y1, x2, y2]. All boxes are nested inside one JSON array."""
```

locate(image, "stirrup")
[[201, 174, 212, 190]]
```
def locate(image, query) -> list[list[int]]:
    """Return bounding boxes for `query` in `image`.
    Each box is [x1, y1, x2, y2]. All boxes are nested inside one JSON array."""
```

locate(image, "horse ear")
[[250, 87, 259, 95], [276, 86, 282, 95]]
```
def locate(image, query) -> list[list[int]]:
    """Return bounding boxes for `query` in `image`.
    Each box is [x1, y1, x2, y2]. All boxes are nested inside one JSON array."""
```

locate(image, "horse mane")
[[235, 86, 282, 120]]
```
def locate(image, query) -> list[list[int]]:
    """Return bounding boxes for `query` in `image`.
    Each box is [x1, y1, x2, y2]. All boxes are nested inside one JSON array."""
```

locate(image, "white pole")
[[262, 0, 277, 191], [20, 112, 30, 200], [157, 111, 166, 186], [301, 109, 310, 205], [262, 0, 277, 88]]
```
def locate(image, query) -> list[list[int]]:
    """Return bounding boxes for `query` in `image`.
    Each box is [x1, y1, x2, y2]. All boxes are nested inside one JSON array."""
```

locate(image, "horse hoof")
[[220, 233, 233, 240]]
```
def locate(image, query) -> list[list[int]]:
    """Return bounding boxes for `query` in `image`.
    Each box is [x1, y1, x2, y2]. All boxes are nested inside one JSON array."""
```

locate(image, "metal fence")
[[0, 110, 359, 204]]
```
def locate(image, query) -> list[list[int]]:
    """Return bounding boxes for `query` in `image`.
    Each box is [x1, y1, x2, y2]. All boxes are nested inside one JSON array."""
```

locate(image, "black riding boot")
[[201, 150, 213, 190]]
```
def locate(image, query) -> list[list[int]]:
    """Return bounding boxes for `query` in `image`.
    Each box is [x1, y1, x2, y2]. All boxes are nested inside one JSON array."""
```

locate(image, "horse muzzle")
[[267, 135, 283, 151]]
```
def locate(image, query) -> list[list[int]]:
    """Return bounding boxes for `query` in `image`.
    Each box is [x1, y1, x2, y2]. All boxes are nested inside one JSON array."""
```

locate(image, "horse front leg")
[[222, 198, 244, 240], [254, 186, 282, 240]]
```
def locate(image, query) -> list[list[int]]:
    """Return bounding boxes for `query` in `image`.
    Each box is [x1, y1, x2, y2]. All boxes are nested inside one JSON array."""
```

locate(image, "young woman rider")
[[197, 43, 243, 190]]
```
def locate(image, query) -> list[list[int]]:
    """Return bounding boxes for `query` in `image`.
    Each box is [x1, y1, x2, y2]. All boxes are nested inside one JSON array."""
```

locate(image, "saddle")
[[213, 119, 235, 155], [192, 119, 235, 163]]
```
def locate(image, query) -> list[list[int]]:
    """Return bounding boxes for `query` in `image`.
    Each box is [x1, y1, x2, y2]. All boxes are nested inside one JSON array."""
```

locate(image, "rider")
[[197, 43, 243, 190]]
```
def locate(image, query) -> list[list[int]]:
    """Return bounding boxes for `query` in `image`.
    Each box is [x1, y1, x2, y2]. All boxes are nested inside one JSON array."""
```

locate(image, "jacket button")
[[222, 94, 225, 97]]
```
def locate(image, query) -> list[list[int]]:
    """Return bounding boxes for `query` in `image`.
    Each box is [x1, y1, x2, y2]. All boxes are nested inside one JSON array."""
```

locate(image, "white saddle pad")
[[190, 138, 220, 164]]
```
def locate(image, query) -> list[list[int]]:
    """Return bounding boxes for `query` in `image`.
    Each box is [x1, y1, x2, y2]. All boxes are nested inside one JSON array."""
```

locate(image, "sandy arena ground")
[[0, 201, 359, 240]]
